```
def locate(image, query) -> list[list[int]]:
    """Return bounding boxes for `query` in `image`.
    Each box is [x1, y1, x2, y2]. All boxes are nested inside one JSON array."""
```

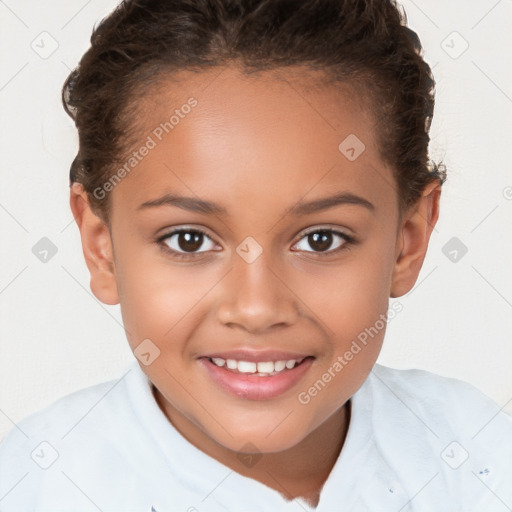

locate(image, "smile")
[[199, 355, 315, 400], [209, 356, 306, 376]]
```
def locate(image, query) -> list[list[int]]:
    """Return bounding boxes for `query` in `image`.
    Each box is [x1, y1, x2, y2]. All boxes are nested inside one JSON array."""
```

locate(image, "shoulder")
[[0, 371, 124, 448], [367, 363, 512, 444], [0, 366, 136, 506], [370, 363, 497, 404], [361, 364, 512, 507], [0, 362, 185, 511], [368, 363, 511, 433]]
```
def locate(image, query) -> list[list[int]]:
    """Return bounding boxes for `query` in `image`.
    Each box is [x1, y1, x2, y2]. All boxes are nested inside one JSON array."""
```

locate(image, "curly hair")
[[62, 0, 446, 222]]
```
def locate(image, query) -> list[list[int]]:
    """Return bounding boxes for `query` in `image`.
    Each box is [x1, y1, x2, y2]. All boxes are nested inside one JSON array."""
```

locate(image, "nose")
[[216, 253, 299, 334]]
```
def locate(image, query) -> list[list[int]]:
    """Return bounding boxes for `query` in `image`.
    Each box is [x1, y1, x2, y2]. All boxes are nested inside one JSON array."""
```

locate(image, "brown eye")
[[293, 228, 352, 255], [307, 231, 334, 252], [177, 231, 203, 252], [160, 228, 217, 254]]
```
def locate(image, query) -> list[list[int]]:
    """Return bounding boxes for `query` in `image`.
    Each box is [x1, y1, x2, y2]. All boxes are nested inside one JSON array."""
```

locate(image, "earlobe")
[[390, 181, 441, 298], [69, 183, 120, 305]]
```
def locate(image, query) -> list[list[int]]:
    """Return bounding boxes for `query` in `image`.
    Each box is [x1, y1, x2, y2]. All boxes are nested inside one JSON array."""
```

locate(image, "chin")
[[212, 427, 308, 454]]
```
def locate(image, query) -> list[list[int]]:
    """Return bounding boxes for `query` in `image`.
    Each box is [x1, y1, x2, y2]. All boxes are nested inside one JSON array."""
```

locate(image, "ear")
[[69, 182, 120, 305], [390, 181, 442, 298]]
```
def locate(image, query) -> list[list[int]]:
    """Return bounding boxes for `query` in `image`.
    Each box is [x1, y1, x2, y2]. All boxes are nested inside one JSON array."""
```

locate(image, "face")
[[72, 65, 440, 457]]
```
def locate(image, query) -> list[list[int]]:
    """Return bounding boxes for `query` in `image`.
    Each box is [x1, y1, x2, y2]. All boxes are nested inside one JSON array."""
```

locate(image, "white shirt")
[[0, 361, 510, 511]]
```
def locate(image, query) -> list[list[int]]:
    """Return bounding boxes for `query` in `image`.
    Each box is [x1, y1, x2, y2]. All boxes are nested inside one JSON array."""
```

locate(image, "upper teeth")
[[210, 357, 303, 375]]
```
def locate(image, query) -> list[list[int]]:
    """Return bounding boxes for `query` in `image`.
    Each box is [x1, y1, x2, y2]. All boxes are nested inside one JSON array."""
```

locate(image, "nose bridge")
[[216, 246, 299, 332]]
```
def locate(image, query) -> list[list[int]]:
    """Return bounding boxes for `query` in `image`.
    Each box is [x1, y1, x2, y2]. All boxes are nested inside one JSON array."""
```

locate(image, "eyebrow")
[[138, 193, 227, 215], [288, 192, 375, 216], [137, 191, 375, 216]]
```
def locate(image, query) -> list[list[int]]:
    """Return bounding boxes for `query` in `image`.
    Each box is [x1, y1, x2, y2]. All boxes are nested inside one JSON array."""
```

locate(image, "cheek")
[[115, 251, 210, 351], [292, 255, 393, 421], [294, 244, 395, 335]]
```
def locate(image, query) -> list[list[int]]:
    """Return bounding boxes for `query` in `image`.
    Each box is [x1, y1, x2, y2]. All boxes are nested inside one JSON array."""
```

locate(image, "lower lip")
[[198, 357, 315, 400]]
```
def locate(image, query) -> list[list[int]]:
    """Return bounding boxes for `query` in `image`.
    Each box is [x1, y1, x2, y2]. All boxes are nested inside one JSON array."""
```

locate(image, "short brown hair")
[[63, 0, 446, 222]]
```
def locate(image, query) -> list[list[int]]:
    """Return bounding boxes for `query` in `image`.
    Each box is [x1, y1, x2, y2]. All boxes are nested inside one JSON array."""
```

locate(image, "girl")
[[1, 1, 510, 510]]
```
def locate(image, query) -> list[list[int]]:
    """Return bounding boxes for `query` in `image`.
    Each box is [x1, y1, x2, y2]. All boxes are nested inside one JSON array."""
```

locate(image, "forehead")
[[112, 64, 396, 217]]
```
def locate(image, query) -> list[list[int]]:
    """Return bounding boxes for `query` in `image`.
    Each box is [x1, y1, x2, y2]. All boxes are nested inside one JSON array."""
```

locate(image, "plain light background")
[[0, 0, 511, 442]]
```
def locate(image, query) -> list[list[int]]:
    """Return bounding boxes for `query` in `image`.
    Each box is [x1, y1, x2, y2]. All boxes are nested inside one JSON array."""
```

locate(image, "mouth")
[[198, 354, 315, 400], [205, 355, 310, 376]]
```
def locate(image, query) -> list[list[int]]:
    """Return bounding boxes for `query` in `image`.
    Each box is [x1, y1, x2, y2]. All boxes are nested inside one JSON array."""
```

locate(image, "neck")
[[154, 387, 351, 507]]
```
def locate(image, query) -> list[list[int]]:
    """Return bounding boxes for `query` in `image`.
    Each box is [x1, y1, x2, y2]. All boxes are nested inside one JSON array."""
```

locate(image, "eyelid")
[[293, 224, 355, 245], [156, 224, 355, 260], [156, 226, 220, 258], [296, 224, 353, 239], [157, 225, 216, 243], [291, 226, 354, 254]]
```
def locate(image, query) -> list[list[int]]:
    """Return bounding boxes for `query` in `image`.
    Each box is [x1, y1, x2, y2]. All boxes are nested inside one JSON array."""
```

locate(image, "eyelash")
[[156, 227, 216, 261], [156, 227, 355, 261]]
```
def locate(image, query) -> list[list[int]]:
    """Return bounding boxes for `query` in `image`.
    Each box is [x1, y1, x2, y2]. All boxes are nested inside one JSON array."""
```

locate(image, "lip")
[[197, 349, 311, 363], [198, 355, 315, 400]]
